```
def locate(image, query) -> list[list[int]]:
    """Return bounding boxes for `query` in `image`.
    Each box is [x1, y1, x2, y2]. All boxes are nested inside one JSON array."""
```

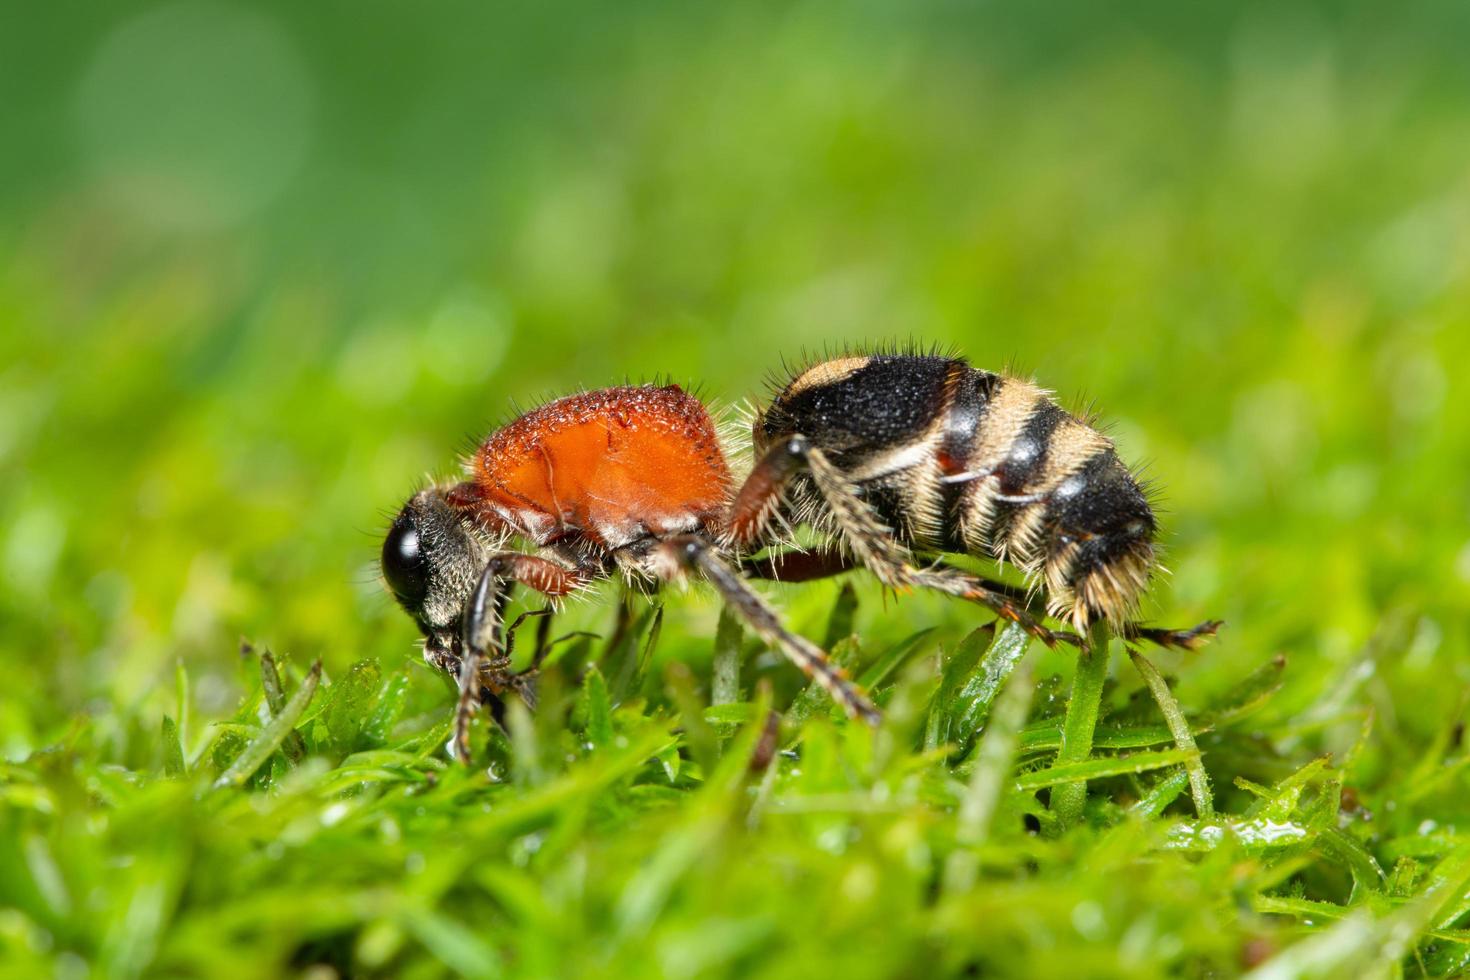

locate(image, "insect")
[[381, 350, 1218, 762]]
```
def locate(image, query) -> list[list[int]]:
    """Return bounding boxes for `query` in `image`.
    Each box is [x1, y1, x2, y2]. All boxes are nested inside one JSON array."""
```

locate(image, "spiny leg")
[[455, 570, 505, 763], [907, 561, 1223, 652], [742, 547, 1052, 626], [729, 439, 1217, 653], [1121, 620, 1223, 652], [453, 553, 589, 763], [661, 535, 881, 726], [741, 547, 1054, 643], [489, 607, 555, 714], [740, 545, 1053, 644], [774, 440, 1064, 648], [918, 560, 1221, 652], [901, 563, 1065, 648], [725, 436, 923, 583], [532, 606, 555, 666], [744, 545, 1219, 652], [745, 547, 1036, 602], [724, 436, 813, 549], [923, 567, 1223, 652]]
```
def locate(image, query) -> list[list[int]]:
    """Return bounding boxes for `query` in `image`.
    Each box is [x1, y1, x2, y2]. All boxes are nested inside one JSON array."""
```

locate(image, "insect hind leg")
[[727, 437, 1213, 655], [796, 444, 1066, 649], [1122, 620, 1223, 652]]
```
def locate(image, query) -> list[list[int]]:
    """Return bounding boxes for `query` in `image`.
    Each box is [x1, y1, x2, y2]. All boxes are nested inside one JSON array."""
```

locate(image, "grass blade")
[[605, 601, 655, 704], [212, 660, 321, 790], [258, 648, 306, 762], [711, 606, 742, 706], [666, 661, 718, 774], [958, 648, 1034, 838], [161, 715, 186, 778], [951, 622, 1028, 750], [398, 905, 503, 979], [924, 626, 989, 752], [1130, 649, 1213, 818], [856, 628, 936, 689], [1131, 769, 1191, 819], [1019, 720, 1179, 752], [1017, 747, 1198, 791], [580, 664, 614, 749], [787, 636, 861, 725], [945, 643, 1034, 893], [1244, 843, 1470, 979], [1200, 654, 1287, 727], [822, 583, 858, 650], [615, 688, 772, 940], [321, 659, 382, 753], [175, 659, 190, 759], [362, 669, 410, 745], [1050, 621, 1112, 828]]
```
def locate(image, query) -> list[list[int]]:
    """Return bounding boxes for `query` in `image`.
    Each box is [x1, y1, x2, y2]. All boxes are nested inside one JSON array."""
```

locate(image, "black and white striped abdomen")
[[758, 352, 1158, 628], [942, 370, 1156, 628]]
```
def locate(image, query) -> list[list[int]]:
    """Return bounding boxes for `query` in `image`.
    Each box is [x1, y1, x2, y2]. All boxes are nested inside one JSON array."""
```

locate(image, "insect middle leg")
[[659, 535, 880, 725]]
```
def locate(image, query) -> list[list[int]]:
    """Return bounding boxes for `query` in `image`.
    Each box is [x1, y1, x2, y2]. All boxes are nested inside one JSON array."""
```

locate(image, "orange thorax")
[[464, 385, 731, 548]]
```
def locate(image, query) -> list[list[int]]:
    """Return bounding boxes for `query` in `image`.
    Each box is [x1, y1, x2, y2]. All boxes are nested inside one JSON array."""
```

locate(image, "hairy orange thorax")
[[455, 385, 731, 549]]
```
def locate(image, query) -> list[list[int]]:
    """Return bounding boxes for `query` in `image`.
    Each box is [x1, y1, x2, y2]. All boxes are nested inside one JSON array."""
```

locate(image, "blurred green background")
[[7, 2, 1470, 976], [4, 0, 1470, 828]]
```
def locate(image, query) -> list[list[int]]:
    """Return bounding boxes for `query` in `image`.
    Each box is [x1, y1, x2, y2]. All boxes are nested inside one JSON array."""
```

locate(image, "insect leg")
[[532, 606, 556, 665], [796, 446, 1065, 648], [730, 440, 1194, 652], [743, 547, 1072, 634], [915, 564, 1219, 652], [502, 607, 555, 667], [478, 606, 556, 717], [724, 436, 814, 548], [1121, 620, 1223, 652], [726, 435, 926, 585], [918, 559, 1221, 652], [660, 535, 881, 726], [453, 554, 588, 763], [740, 547, 858, 582], [897, 563, 1066, 648]]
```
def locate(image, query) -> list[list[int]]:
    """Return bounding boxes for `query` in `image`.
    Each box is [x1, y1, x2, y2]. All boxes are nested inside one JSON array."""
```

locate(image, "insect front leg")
[[453, 554, 588, 764], [502, 607, 555, 671]]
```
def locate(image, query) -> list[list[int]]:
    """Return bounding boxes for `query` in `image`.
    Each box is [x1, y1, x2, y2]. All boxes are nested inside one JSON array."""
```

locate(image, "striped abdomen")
[[758, 353, 1157, 628]]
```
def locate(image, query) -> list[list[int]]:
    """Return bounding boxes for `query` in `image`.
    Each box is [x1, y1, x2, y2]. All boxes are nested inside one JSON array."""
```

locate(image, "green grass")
[[5, 1, 1470, 977], [7, 608, 1470, 978]]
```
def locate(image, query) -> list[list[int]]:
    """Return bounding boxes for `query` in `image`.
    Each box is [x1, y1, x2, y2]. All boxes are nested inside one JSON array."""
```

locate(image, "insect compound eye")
[[381, 510, 430, 609]]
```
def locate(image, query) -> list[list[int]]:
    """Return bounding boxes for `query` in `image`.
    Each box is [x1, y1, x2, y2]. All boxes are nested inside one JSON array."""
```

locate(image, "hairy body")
[[381, 351, 1216, 762], [758, 353, 1155, 629]]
